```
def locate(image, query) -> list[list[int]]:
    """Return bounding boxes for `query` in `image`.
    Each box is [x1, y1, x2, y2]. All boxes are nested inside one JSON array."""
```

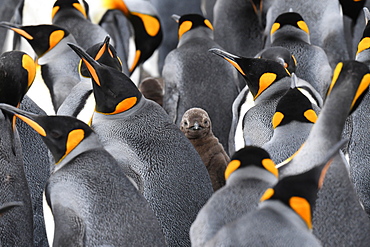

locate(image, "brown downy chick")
[[181, 107, 230, 191]]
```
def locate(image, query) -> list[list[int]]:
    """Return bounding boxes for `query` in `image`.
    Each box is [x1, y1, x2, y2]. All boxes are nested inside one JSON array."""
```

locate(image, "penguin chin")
[[185, 128, 209, 139]]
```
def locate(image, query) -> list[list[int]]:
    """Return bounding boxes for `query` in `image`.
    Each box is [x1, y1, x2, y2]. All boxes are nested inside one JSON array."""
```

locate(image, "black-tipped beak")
[[171, 14, 181, 23], [0, 103, 46, 136], [209, 48, 240, 61]]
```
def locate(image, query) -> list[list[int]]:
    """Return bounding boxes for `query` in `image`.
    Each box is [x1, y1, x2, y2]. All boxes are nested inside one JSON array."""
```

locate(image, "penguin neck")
[[53, 133, 103, 173], [259, 200, 311, 231], [37, 35, 78, 65], [177, 27, 214, 47], [254, 77, 291, 104], [92, 96, 147, 121], [226, 166, 278, 186], [356, 49, 370, 67]]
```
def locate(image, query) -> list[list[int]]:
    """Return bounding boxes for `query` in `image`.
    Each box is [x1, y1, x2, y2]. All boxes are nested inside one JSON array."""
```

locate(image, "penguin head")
[[79, 36, 122, 78], [224, 146, 278, 180], [356, 8, 370, 57], [260, 139, 347, 230], [325, 60, 370, 115], [0, 103, 94, 165], [173, 13, 213, 40], [68, 43, 142, 115], [272, 76, 318, 129], [126, 3, 162, 74], [256, 46, 297, 75], [210, 47, 290, 100], [340, 0, 366, 24], [138, 77, 163, 106], [270, 12, 310, 44], [0, 22, 70, 58], [180, 107, 212, 139], [52, 0, 88, 20]]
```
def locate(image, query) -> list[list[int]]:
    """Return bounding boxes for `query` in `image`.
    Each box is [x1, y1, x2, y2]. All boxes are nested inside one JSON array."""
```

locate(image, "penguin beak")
[[95, 36, 111, 60], [68, 43, 102, 86], [0, 22, 33, 40], [209, 48, 246, 76], [190, 121, 202, 130], [172, 14, 181, 23], [0, 103, 46, 136]]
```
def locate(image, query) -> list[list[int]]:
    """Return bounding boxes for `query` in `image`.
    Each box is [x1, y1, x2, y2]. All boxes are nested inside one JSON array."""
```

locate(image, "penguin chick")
[[205, 139, 346, 247], [180, 107, 229, 191], [190, 145, 278, 247], [0, 103, 167, 247], [138, 77, 164, 106]]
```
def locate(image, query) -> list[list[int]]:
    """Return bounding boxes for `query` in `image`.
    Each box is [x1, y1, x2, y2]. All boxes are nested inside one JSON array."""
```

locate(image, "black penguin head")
[[173, 13, 213, 39], [79, 36, 122, 78], [272, 81, 318, 128], [224, 146, 278, 180], [0, 22, 70, 58], [180, 108, 212, 139], [356, 8, 370, 56], [210, 48, 290, 100], [260, 139, 347, 229], [257, 46, 297, 75], [339, 0, 366, 24], [52, 0, 88, 20], [270, 12, 310, 43], [68, 43, 142, 115], [325, 61, 370, 115], [0, 51, 35, 107], [0, 103, 94, 165]]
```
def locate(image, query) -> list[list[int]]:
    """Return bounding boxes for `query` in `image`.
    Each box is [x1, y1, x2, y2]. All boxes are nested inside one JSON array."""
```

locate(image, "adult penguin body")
[[0, 51, 35, 246], [262, 75, 320, 164], [210, 48, 291, 147], [68, 43, 213, 247], [180, 107, 229, 191], [213, 0, 273, 58], [163, 14, 239, 154], [264, 0, 349, 68], [0, 103, 167, 247], [280, 61, 370, 246], [190, 146, 278, 247], [204, 141, 344, 247], [0, 22, 81, 112], [268, 12, 333, 98]]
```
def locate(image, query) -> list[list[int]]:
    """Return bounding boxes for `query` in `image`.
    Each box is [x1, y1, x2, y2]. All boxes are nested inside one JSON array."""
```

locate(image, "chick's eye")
[[204, 120, 208, 124], [184, 121, 188, 126]]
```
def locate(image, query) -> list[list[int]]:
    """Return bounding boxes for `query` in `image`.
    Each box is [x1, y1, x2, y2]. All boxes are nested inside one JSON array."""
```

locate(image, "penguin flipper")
[[52, 205, 85, 247]]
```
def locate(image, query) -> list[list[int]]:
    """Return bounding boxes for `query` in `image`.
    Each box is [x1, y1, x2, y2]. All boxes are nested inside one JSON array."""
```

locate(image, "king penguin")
[[264, 0, 349, 68], [348, 13, 370, 216], [279, 60, 370, 246], [0, 22, 81, 112], [0, 51, 35, 246], [68, 42, 213, 247], [0, 103, 168, 246], [180, 107, 230, 191], [190, 145, 278, 247], [268, 11, 333, 98], [204, 140, 345, 247], [162, 14, 239, 154], [262, 74, 320, 164]]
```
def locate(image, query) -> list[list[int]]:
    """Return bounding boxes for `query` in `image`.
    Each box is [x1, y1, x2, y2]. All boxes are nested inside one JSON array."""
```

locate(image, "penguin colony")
[[0, 0, 370, 246]]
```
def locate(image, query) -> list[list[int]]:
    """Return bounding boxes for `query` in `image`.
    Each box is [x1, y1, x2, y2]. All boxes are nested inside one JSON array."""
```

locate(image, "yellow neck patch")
[[131, 12, 160, 37], [99, 96, 138, 115], [16, 114, 46, 136], [297, 20, 310, 34], [81, 58, 100, 86], [262, 158, 278, 178], [178, 20, 192, 39], [48, 30, 65, 52], [272, 111, 284, 129], [303, 109, 317, 123], [72, 3, 87, 18], [103, 0, 130, 16], [58, 128, 85, 164], [270, 23, 280, 35], [129, 50, 141, 73], [204, 19, 213, 30], [254, 73, 277, 99], [351, 73, 370, 110], [260, 188, 275, 202], [22, 54, 36, 88], [224, 160, 241, 180], [326, 62, 343, 97], [357, 37, 370, 55], [51, 6, 60, 19], [11, 28, 33, 40], [289, 196, 312, 229]]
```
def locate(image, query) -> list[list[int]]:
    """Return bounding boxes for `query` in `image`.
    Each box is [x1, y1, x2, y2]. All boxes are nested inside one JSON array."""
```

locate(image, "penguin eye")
[[204, 120, 208, 125], [184, 121, 188, 126], [49, 130, 62, 139]]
